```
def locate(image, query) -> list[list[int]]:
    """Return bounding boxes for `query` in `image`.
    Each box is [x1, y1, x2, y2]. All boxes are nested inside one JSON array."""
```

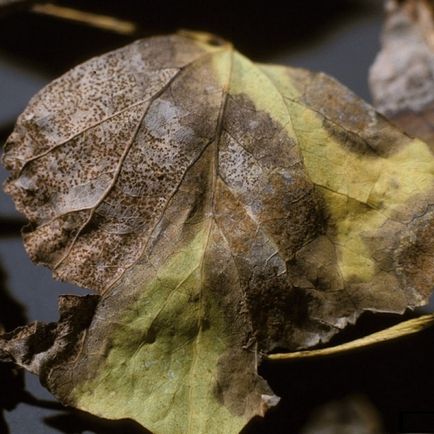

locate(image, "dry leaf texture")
[[1, 31, 434, 434], [370, 0, 434, 147]]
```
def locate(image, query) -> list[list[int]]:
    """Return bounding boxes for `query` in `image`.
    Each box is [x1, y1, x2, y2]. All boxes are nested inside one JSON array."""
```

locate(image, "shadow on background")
[[0, 260, 27, 434], [44, 410, 151, 434], [243, 324, 434, 433], [0, 218, 24, 238], [0, 0, 380, 74]]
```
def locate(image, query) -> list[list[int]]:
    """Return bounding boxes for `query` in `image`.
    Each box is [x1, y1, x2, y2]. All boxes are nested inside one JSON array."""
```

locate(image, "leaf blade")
[[2, 32, 434, 434]]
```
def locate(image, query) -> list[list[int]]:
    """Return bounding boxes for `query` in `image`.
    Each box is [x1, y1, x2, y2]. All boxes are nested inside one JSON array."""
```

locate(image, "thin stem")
[[266, 313, 434, 361], [31, 3, 138, 35]]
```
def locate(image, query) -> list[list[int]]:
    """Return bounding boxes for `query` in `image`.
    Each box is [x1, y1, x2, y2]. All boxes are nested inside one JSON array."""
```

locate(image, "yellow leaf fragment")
[[267, 314, 434, 360]]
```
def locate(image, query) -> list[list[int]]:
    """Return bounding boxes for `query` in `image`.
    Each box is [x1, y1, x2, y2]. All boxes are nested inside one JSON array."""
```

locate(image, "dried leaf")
[[370, 0, 434, 147], [1, 31, 434, 434], [301, 395, 383, 434]]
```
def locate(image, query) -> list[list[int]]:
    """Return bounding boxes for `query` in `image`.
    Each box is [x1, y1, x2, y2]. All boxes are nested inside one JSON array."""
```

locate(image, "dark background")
[[1, 1, 434, 433]]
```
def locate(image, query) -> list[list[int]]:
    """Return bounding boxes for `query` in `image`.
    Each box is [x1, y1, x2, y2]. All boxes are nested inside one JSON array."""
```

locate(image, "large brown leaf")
[[1, 31, 434, 433]]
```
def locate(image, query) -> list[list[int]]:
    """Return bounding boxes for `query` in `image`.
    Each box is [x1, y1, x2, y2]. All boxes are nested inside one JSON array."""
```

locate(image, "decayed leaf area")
[[1, 31, 434, 433], [370, 0, 434, 147]]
